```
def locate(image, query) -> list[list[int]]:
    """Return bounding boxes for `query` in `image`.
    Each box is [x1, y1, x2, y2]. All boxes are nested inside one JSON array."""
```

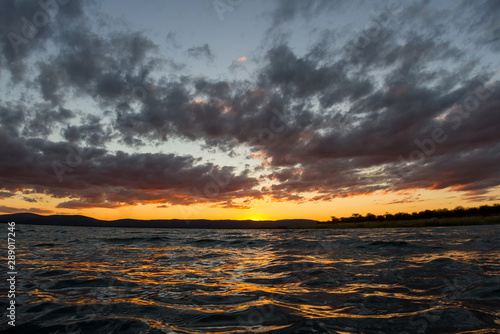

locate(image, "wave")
[[6, 224, 499, 333]]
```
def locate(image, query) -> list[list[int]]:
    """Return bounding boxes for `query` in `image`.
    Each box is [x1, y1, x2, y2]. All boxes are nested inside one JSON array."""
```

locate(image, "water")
[[1, 224, 499, 333]]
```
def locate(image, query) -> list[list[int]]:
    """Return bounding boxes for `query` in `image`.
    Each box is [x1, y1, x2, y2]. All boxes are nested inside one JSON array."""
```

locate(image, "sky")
[[0, 0, 499, 221]]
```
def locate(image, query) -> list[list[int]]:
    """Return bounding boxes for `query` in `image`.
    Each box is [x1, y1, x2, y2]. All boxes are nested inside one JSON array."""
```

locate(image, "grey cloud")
[[0, 127, 260, 208], [0, 0, 89, 82], [271, 0, 349, 27], [24, 106, 75, 137], [35, 29, 159, 106], [62, 114, 112, 147], [1, 0, 499, 210], [110, 31, 500, 201], [0, 191, 15, 199], [0, 205, 52, 214], [463, 0, 500, 50], [0, 103, 25, 136], [165, 31, 182, 50], [186, 43, 215, 62], [0, 102, 74, 138], [22, 196, 37, 203]]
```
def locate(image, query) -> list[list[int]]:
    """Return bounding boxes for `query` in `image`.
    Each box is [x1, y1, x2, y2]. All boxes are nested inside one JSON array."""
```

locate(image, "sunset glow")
[[3, 2, 499, 333], [1, 0, 499, 223]]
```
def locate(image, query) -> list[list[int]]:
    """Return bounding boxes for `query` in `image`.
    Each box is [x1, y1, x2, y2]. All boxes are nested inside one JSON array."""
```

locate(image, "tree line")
[[329, 204, 500, 223]]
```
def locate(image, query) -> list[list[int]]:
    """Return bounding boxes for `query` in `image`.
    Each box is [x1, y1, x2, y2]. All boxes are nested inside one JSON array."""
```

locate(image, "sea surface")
[[1, 224, 499, 333]]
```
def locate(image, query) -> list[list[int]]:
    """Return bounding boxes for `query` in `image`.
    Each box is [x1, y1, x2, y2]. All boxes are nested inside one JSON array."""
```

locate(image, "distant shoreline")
[[0, 213, 318, 229], [1, 213, 499, 230], [272, 215, 500, 229]]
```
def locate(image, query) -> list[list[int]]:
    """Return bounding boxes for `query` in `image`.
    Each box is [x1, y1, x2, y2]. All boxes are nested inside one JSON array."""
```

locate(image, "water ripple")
[[1, 224, 499, 333]]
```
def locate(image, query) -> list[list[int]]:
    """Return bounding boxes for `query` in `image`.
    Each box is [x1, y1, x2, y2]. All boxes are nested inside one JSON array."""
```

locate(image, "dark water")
[[1, 224, 499, 333]]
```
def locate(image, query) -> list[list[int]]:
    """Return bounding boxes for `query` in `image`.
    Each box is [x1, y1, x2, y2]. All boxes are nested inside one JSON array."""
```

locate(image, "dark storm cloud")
[[1, 0, 162, 110], [1, 0, 499, 210], [62, 114, 112, 147], [0, 0, 89, 81], [0, 127, 259, 208], [194, 78, 231, 99], [115, 77, 305, 156], [252, 80, 500, 200], [395, 143, 500, 193], [258, 45, 374, 105], [265, 157, 389, 201], [24, 106, 75, 136], [0, 102, 74, 138], [35, 30, 160, 105], [111, 27, 500, 201], [186, 44, 215, 62], [0, 103, 25, 136]]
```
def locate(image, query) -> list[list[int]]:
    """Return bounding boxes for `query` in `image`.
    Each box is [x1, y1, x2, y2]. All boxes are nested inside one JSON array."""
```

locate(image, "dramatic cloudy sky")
[[0, 0, 499, 221]]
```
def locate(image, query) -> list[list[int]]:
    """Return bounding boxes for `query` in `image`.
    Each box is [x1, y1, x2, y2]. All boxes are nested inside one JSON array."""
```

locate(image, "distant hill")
[[0, 213, 318, 229]]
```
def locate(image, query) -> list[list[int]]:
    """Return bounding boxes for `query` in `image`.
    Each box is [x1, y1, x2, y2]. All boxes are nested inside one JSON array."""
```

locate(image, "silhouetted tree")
[[365, 213, 376, 221], [384, 212, 394, 220], [331, 203, 499, 224], [453, 206, 465, 217]]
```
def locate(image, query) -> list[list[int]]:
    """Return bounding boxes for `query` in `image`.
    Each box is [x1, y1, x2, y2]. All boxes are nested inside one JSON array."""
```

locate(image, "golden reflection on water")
[[29, 289, 56, 304], [21, 243, 351, 311], [22, 255, 375, 321], [15, 225, 500, 333]]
